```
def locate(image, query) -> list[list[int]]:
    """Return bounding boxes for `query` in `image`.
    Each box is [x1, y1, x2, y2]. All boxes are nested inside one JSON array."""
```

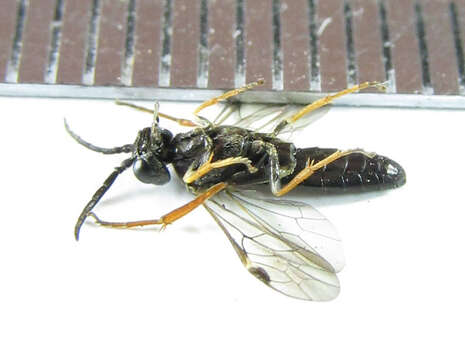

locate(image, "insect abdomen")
[[287, 147, 406, 191]]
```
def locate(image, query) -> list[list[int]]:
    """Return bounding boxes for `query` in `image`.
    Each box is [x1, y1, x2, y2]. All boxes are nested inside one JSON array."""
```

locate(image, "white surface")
[[0, 97, 464, 359]]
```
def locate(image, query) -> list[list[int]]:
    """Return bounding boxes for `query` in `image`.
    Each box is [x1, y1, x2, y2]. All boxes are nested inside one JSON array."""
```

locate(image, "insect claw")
[[305, 157, 314, 167], [88, 212, 100, 224], [374, 81, 388, 92]]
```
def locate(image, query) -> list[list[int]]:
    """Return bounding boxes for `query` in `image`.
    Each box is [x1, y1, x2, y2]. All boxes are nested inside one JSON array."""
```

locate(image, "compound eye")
[[133, 156, 170, 185], [160, 128, 173, 144]]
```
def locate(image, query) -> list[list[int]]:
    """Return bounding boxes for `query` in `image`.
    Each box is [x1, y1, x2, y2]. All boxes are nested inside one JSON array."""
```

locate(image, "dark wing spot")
[[249, 266, 271, 284]]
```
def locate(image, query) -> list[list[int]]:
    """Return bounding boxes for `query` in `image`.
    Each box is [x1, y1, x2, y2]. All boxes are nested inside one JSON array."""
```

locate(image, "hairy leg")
[[272, 81, 386, 135]]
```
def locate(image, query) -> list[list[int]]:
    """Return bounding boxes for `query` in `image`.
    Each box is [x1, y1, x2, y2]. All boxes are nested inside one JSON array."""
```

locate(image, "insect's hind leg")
[[88, 182, 227, 230], [274, 150, 359, 196], [272, 81, 386, 135]]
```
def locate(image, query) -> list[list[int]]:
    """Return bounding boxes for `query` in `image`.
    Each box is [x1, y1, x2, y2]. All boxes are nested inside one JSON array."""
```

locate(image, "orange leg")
[[183, 152, 257, 184], [273, 81, 386, 135], [275, 150, 354, 197], [193, 79, 264, 116], [89, 182, 227, 229]]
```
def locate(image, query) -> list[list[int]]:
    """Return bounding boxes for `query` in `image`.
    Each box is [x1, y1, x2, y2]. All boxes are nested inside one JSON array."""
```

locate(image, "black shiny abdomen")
[[285, 147, 406, 191], [171, 126, 406, 193]]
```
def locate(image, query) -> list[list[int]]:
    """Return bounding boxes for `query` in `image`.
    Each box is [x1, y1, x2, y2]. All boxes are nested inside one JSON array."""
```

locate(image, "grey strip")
[[450, 2, 465, 94], [414, 2, 433, 94], [6, 0, 28, 83], [344, 1, 357, 87], [308, 0, 320, 91], [159, 0, 172, 87], [378, 0, 396, 93], [121, 0, 136, 86], [83, 0, 101, 85], [1, 83, 464, 109], [235, 0, 245, 87], [45, 0, 64, 84], [272, 0, 283, 90], [197, 0, 209, 88]]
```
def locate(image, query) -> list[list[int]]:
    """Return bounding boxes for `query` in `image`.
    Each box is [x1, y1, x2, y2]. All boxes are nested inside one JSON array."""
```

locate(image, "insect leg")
[[115, 100, 197, 127], [183, 152, 258, 184], [274, 150, 358, 196], [74, 157, 135, 240], [88, 182, 228, 229], [272, 81, 386, 135], [193, 79, 264, 116], [264, 143, 286, 196]]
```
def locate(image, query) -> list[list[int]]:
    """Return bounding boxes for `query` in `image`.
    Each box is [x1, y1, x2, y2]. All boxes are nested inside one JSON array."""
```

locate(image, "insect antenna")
[[74, 157, 135, 240], [151, 101, 160, 136], [64, 119, 134, 154]]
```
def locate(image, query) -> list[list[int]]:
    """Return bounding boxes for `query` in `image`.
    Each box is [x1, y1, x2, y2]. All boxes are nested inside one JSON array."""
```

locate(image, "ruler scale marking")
[[18, 0, 56, 84], [158, 0, 172, 88], [307, 0, 320, 91], [45, 0, 65, 84], [197, 0, 209, 89], [245, 0, 273, 88], [0, 0, 22, 82], [120, 0, 137, 87], [132, 0, 163, 88], [82, 0, 101, 86], [170, 0, 200, 88], [378, 0, 396, 92], [93, 0, 127, 86], [386, 0, 423, 94], [421, 0, 459, 95], [281, 0, 311, 91], [234, 0, 246, 88], [344, 1, 357, 87], [414, 2, 433, 94], [208, 0, 236, 89], [318, 0, 348, 92], [449, 1, 465, 94], [350, 0, 386, 90], [0, 0, 463, 107], [57, 0, 93, 85]]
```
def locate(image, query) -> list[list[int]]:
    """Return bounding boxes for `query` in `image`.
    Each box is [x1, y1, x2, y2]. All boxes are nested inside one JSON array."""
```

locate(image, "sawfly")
[[65, 80, 406, 301]]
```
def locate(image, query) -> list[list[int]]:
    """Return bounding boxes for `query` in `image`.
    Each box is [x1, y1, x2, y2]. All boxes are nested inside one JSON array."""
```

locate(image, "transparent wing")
[[205, 190, 344, 301], [211, 103, 331, 140]]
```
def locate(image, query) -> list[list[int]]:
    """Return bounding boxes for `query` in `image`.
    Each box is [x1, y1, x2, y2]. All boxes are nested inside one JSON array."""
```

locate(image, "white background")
[[0, 96, 464, 359]]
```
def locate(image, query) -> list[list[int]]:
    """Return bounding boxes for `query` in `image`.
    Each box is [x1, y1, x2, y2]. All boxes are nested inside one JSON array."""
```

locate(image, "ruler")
[[0, 0, 464, 108]]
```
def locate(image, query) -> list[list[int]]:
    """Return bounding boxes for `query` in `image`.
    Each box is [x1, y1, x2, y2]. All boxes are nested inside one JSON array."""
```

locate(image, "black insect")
[[66, 80, 406, 301]]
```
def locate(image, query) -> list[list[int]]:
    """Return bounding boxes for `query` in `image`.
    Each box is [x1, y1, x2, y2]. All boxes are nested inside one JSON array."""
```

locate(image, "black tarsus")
[[64, 119, 134, 154], [74, 157, 135, 240]]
